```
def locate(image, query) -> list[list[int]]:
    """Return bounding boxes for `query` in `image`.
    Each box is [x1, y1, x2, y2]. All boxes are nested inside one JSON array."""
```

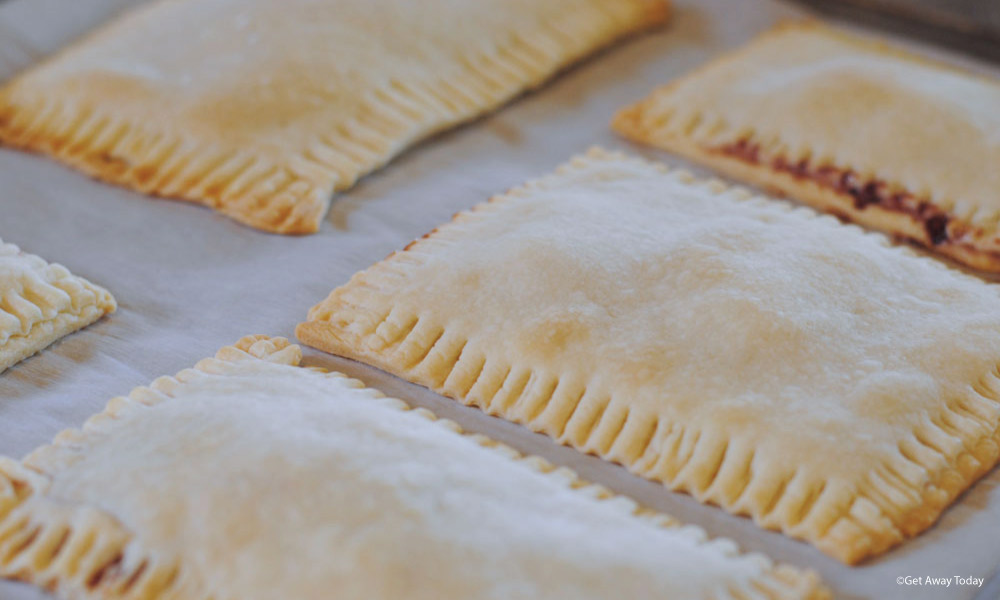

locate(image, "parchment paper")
[[2, 1, 999, 598]]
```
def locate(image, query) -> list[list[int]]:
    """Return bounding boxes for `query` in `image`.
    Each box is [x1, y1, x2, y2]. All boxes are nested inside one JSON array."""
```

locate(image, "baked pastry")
[[0, 0, 669, 234], [298, 148, 1000, 564], [0, 238, 115, 372], [0, 335, 826, 600], [613, 22, 1000, 271]]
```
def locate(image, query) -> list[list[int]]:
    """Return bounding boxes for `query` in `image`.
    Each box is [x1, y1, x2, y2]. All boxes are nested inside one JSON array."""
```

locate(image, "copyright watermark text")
[[896, 575, 984, 588]]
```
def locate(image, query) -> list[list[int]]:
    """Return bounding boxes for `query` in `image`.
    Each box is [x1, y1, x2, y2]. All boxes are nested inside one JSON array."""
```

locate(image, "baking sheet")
[[2, 1, 999, 598]]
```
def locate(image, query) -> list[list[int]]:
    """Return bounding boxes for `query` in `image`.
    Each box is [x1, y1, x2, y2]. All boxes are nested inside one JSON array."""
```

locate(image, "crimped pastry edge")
[[0, 239, 116, 373]]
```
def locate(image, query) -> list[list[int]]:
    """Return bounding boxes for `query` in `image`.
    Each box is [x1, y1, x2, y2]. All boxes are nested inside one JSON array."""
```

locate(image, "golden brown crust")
[[612, 21, 1000, 271], [0, 103, 327, 233], [0, 0, 669, 234]]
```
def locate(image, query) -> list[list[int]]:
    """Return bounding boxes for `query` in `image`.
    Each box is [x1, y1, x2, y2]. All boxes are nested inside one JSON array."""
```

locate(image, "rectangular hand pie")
[[0, 335, 826, 600], [1, 238, 115, 372], [0, 0, 668, 234], [298, 149, 1000, 564], [613, 22, 1000, 271]]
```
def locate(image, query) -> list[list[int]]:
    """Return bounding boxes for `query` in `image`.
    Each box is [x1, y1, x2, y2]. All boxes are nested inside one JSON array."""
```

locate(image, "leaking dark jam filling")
[[717, 139, 953, 246]]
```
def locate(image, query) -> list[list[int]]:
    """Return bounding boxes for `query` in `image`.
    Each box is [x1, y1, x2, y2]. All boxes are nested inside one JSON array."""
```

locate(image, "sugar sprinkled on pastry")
[[0, 335, 826, 600], [299, 148, 1000, 564]]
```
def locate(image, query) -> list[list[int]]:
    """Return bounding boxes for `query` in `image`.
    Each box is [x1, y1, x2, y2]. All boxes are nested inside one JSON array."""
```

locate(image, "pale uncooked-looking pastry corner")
[[1, 237, 115, 373]]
